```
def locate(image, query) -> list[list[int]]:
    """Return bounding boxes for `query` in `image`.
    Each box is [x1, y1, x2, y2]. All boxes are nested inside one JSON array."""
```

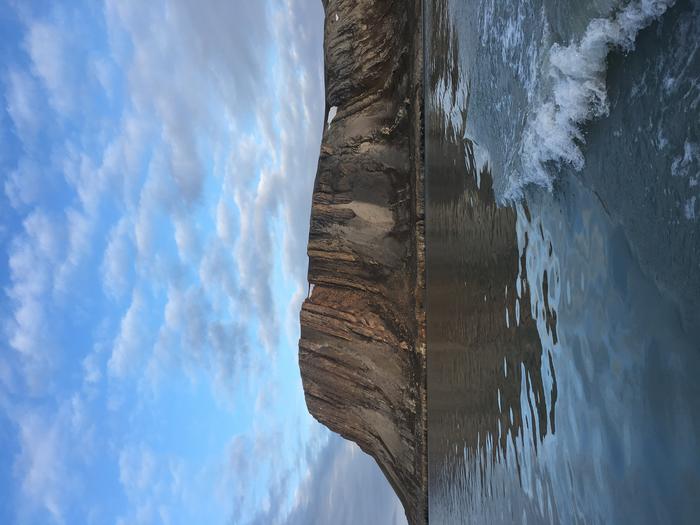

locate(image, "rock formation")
[[298, 0, 427, 524]]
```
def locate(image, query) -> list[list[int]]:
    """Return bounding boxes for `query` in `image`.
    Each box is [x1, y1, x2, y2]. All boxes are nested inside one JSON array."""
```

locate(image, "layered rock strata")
[[298, 0, 427, 524]]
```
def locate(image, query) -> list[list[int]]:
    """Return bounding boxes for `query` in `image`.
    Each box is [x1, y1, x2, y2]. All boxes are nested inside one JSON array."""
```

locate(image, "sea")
[[425, 0, 700, 523]]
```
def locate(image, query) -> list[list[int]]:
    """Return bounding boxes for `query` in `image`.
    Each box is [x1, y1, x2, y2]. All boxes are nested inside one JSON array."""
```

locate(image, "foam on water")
[[505, 0, 676, 200], [671, 140, 700, 178]]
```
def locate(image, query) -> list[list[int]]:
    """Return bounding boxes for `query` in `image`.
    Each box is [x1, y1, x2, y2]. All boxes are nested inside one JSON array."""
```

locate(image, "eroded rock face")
[[298, 1, 426, 524]]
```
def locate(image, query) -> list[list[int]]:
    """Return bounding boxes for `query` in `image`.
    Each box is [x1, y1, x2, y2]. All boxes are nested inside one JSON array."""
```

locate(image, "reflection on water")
[[426, 126, 558, 521], [426, 0, 700, 523]]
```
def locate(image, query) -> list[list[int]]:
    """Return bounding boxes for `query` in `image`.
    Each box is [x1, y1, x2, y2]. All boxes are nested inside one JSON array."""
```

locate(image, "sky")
[[0, 1, 406, 523]]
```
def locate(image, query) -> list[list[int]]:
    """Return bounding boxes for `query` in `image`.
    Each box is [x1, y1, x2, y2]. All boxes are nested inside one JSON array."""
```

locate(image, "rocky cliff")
[[298, 0, 427, 524]]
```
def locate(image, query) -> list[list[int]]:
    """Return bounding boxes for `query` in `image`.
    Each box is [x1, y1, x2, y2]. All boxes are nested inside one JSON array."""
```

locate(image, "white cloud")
[[99, 115, 152, 209], [133, 198, 156, 262], [8, 296, 45, 357], [98, 0, 324, 360], [119, 444, 156, 494], [108, 290, 146, 378], [161, 286, 206, 352], [0, 2, 355, 524], [233, 172, 280, 352], [82, 350, 102, 386], [145, 284, 211, 387], [101, 218, 133, 300], [90, 56, 116, 100], [4, 68, 41, 146], [116, 444, 169, 525], [11, 398, 92, 525], [23, 210, 62, 261], [251, 435, 408, 525], [4, 210, 64, 392], [24, 20, 73, 115], [14, 412, 66, 524], [54, 207, 93, 293], [198, 238, 238, 305], [207, 320, 248, 402], [215, 197, 236, 246], [61, 149, 94, 210], [173, 216, 200, 264]]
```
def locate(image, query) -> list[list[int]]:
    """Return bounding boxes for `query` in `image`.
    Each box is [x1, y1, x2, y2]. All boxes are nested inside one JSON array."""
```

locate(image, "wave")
[[505, 0, 676, 200]]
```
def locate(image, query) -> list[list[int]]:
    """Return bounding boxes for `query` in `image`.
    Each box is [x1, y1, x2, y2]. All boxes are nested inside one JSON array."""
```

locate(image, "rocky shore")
[[298, 0, 427, 524]]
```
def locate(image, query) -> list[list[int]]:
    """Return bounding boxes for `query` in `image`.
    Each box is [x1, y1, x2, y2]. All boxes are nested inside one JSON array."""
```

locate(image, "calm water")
[[425, 0, 700, 523]]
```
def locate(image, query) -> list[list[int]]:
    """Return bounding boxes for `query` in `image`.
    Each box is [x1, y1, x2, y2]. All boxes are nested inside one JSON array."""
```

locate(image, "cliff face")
[[298, 1, 426, 524]]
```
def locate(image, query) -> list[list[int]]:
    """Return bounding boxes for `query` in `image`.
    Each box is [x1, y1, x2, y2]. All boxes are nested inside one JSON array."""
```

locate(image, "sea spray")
[[506, 0, 677, 200]]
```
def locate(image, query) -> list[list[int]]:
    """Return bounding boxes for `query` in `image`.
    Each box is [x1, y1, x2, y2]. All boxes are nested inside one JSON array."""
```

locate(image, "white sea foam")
[[506, 0, 676, 200], [671, 141, 699, 178]]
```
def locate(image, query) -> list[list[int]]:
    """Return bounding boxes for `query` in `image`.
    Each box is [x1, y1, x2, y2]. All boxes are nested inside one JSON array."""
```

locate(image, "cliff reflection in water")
[[426, 102, 557, 503]]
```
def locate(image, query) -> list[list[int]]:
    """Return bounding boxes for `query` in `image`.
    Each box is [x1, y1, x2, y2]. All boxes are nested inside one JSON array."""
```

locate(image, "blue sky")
[[0, 1, 405, 523]]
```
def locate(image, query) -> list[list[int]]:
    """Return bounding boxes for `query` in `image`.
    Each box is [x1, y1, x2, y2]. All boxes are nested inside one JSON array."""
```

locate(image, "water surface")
[[426, 0, 700, 523]]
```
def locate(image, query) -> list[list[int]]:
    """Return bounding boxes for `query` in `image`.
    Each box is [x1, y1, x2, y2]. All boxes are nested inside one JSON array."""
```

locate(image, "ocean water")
[[425, 0, 700, 523]]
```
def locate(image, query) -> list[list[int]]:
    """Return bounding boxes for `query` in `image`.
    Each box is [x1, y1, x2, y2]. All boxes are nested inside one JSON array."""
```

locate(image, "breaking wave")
[[505, 0, 676, 200]]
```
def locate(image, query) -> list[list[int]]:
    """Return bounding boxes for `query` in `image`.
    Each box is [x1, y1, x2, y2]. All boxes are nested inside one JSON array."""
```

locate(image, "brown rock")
[[298, 0, 427, 524]]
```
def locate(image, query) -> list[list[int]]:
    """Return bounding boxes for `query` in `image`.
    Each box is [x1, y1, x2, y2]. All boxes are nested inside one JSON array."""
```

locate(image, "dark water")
[[425, 0, 700, 523]]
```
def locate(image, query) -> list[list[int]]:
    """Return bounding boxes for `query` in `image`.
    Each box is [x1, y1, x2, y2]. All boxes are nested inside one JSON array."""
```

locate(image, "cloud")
[[116, 444, 171, 525], [248, 434, 408, 525], [82, 350, 102, 386], [90, 0, 324, 367], [4, 67, 41, 146], [146, 277, 250, 405], [173, 216, 201, 264], [97, 115, 152, 209], [108, 290, 146, 378], [266, 0, 325, 285], [0, 1, 350, 524], [119, 444, 156, 494], [233, 169, 280, 351], [162, 285, 208, 358], [219, 428, 285, 524], [90, 56, 116, 101], [4, 210, 64, 393], [101, 218, 133, 300], [14, 412, 67, 524], [22, 210, 62, 261], [215, 197, 236, 246], [11, 398, 92, 525], [24, 20, 73, 115], [54, 207, 94, 293], [96, 2, 332, 522], [207, 320, 248, 399], [198, 238, 239, 302], [103, 0, 271, 208]]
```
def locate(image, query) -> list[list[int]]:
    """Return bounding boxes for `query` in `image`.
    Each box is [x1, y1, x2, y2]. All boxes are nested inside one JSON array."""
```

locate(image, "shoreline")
[[409, 0, 428, 520]]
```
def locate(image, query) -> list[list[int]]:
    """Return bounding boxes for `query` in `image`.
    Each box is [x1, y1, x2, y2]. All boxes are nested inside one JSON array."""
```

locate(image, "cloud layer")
[[0, 1, 405, 523]]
